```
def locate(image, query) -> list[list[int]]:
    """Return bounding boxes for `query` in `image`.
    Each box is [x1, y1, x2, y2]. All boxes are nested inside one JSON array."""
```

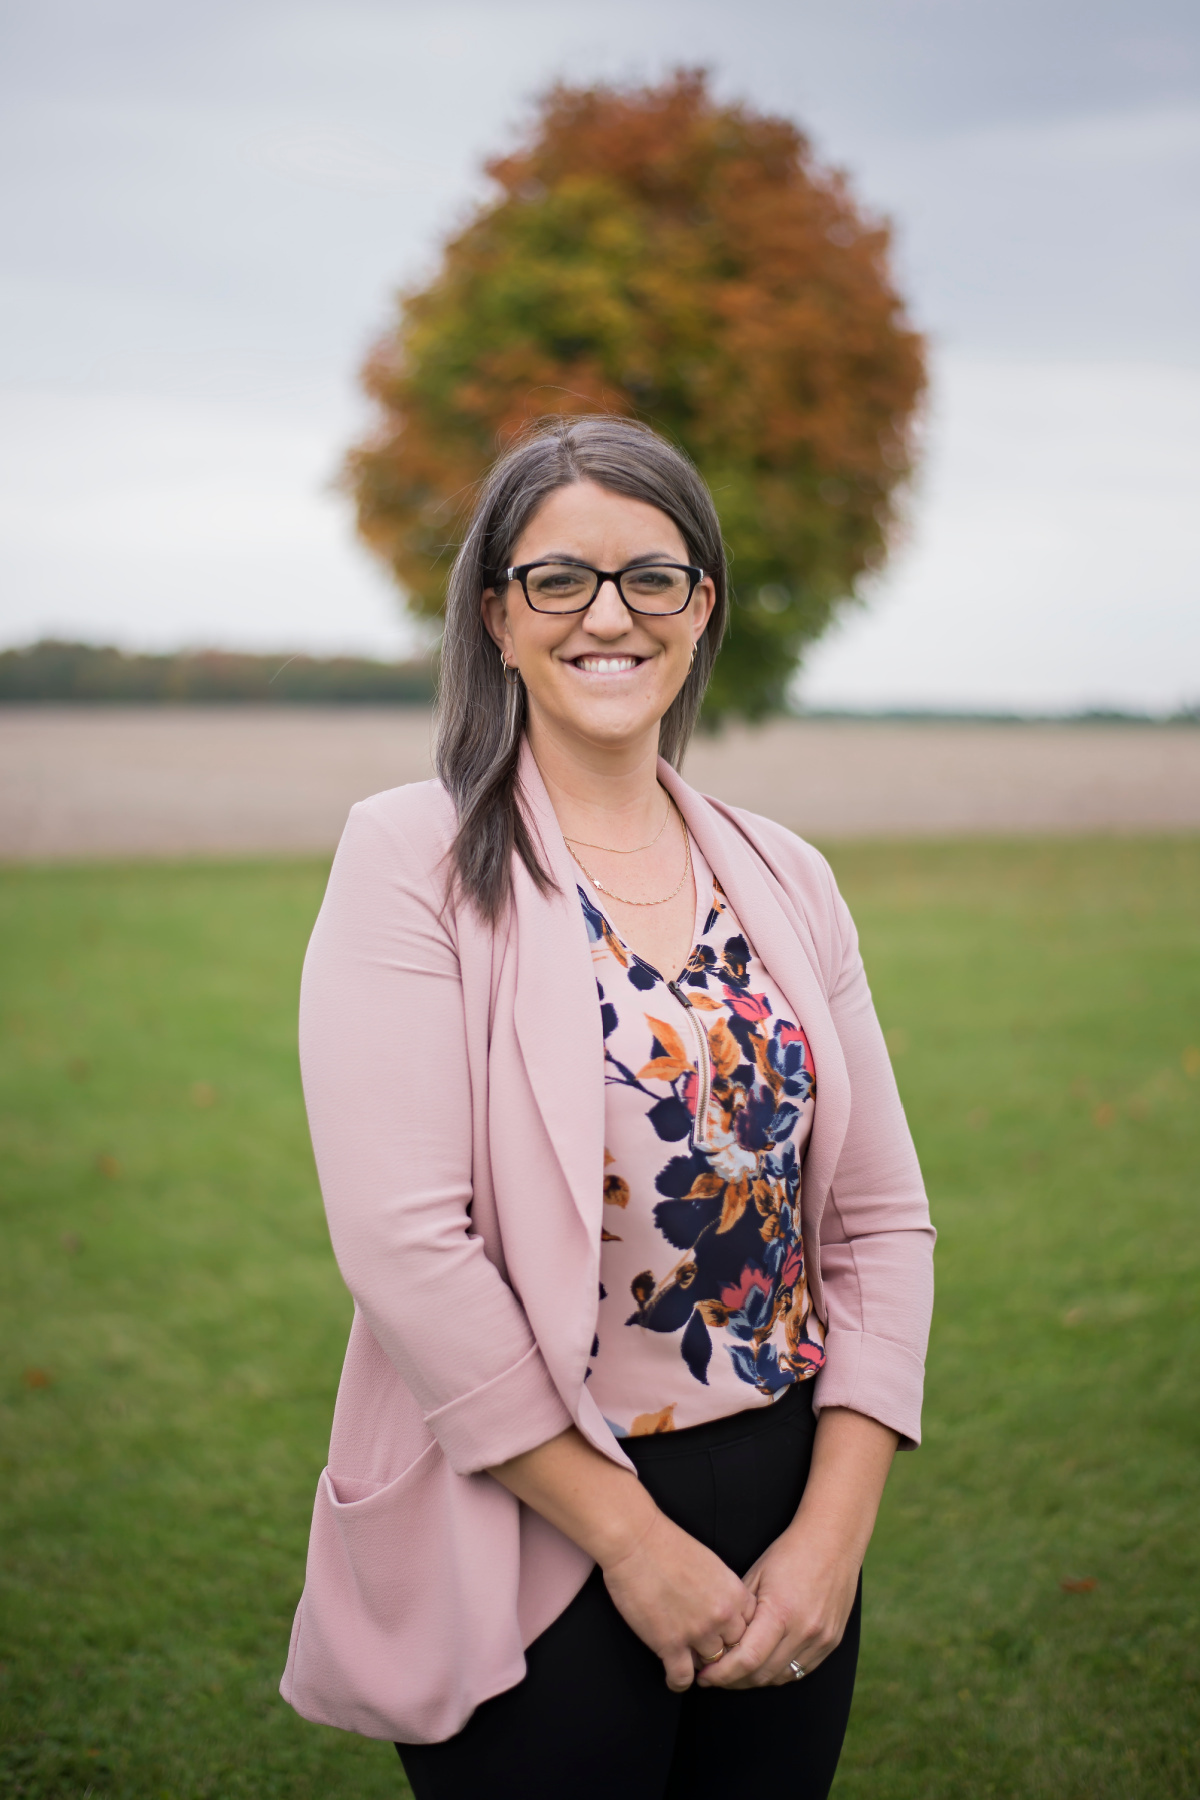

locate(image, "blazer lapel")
[[505, 745, 850, 1294], [658, 760, 852, 1226], [510, 741, 607, 1245]]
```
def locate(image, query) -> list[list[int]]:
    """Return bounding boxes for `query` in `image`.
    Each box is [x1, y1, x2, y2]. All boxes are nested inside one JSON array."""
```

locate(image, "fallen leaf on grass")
[[1060, 1577, 1098, 1593], [95, 1153, 120, 1178], [1093, 1103, 1115, 1127], [61, 1232, 82, 1254], [191, 1081, 217, 1107], [22, 1368, 53, 1389]]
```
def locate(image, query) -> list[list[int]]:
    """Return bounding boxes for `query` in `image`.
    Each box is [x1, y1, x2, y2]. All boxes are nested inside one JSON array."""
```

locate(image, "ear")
[[480, 587, 512, 659], [691, 576, 717, 650]]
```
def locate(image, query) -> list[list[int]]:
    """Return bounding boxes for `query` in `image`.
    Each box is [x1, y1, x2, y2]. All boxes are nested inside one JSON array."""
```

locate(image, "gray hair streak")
[[434, 415, 728, 921]]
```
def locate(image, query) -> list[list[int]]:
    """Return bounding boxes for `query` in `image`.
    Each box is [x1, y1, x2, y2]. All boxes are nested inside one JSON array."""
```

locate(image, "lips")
[[571, 655, 644, 674]]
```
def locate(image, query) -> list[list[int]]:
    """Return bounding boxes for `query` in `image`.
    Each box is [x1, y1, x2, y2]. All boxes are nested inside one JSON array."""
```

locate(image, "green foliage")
[[1, 839, 1196, 1796], [0, 641, 434, 706], [347, 71, 926, 718]]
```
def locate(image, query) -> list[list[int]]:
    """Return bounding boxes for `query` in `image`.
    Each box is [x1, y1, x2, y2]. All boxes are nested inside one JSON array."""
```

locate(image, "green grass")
[[830, 839, 1200, 1799], [0, 840, 1196, 1798]]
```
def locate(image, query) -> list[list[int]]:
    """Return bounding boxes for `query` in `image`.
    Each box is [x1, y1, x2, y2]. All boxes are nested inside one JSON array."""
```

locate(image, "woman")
[[281, 416, 934, 1799]]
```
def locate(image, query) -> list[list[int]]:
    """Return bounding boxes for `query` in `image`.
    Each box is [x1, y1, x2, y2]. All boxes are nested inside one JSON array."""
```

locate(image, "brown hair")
[[434, 415, 728, 920]]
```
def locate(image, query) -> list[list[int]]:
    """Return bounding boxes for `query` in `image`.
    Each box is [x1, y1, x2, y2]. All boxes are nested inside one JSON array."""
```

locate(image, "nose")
[[582, 577, 633, 636]]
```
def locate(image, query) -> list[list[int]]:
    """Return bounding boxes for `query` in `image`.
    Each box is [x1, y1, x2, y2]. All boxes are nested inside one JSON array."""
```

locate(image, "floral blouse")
[[580, 840, 825, 1438]]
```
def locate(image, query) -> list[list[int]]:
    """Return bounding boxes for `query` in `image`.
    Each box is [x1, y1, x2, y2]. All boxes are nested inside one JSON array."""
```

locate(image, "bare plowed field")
[[1, 707, 1196, 860]]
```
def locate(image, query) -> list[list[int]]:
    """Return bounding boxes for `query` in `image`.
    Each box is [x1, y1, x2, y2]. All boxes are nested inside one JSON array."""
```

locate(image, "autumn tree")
[[347, 70, 925, 717]]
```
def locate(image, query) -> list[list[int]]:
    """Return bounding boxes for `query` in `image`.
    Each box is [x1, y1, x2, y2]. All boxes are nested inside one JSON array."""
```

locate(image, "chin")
[[574, 710, 655, 745], [556, 697, 659, 744], [533, 670, 679, 746]]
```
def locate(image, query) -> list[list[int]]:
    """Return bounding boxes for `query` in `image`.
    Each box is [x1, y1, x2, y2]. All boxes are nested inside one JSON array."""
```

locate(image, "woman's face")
[[481, 480, 716, 757]]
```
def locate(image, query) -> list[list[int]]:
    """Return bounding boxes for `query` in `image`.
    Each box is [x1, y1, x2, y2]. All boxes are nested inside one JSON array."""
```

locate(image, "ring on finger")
[[788, 1659, 805, 1680], [698, 1645, 726, 1665]]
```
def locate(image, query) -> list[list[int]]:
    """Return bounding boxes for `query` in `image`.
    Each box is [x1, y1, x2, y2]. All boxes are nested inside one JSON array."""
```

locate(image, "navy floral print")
[[581, 846, 824, 1438]]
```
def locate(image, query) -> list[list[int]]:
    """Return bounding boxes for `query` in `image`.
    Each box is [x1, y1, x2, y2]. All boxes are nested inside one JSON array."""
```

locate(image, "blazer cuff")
[[811, 1327, 926, 1451], [423, 1343, 575, 1476]]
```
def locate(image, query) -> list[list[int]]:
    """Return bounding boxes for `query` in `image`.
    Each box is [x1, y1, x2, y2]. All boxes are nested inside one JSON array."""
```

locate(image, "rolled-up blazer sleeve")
[[298, 798, 573, 1475], [809, 862, 935, 1448]]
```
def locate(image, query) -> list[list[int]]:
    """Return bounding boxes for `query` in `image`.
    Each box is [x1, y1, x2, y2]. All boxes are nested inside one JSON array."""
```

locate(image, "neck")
[[525, 708, 667, 848]]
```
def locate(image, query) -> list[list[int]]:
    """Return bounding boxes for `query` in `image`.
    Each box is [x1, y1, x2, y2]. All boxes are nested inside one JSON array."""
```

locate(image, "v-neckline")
[[582, 833, 713, 986]]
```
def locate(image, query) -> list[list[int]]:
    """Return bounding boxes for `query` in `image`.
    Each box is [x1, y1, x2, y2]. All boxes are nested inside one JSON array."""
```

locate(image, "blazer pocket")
[[285, 1439, 527, 1743]]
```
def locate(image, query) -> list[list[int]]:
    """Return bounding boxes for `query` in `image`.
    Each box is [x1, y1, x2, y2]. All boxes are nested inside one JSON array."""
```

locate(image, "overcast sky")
[[2, 0, 1197, 710]]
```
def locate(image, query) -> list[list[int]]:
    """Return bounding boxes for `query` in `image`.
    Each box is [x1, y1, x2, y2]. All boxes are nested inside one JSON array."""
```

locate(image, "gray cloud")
[[1, 0, 1196, 700]]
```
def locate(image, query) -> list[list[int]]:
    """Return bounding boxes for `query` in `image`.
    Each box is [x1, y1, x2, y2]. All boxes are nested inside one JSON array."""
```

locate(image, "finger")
[[692, 1605, 753, 1674], [697, 1607, 784, 1689], [717, 1596, 756, 1645], [759, 1631, 838, 1688], [691, 1634, 728, 1669], [663, 1649, 696, 1693]]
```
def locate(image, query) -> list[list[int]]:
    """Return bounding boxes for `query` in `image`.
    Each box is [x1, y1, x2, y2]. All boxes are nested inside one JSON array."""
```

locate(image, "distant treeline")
[[0, 640, 435, 705]]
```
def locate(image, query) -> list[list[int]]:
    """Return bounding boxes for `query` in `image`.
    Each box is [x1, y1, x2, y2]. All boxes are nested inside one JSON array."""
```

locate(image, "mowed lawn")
[[1, 839, 1197, 1799]]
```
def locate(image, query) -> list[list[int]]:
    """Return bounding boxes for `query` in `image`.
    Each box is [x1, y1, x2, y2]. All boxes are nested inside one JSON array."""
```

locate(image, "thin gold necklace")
[[563, 790, 672, 855], [567, 809, 692, 907]]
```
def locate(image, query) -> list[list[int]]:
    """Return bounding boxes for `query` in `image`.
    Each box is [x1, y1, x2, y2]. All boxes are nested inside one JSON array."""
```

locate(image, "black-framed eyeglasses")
[[499, 560, 706, 616]]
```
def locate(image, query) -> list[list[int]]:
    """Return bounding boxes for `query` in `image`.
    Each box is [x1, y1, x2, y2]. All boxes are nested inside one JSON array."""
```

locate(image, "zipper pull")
[[668, 978, 716, 1152]]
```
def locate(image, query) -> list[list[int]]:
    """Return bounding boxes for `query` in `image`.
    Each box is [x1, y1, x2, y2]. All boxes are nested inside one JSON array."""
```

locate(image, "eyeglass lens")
[[523, 563, 692, 614]]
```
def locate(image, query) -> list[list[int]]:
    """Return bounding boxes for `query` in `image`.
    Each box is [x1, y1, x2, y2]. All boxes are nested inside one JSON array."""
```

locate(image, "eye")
[[623, 566, 689, 603], [527, 564, 590, 597]]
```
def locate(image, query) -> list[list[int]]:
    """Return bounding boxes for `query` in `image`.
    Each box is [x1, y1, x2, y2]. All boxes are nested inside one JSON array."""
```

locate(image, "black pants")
[[398, 1383, 861, 1800]]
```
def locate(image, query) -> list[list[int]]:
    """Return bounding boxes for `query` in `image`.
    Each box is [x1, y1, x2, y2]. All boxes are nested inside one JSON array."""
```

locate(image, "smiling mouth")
[[570, 655, 645, 674]]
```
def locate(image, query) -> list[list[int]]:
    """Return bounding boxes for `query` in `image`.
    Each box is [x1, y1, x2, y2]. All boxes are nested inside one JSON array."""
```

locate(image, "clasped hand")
[[491, 1409, 892, 1696], [601, 1510, 857, 1693], [600, 1509, 754, 1692], [694, 1527, 859, 1689]]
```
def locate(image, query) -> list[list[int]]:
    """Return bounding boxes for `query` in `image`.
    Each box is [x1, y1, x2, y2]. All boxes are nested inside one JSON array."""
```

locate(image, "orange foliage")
[[346, 70, 926, 715]]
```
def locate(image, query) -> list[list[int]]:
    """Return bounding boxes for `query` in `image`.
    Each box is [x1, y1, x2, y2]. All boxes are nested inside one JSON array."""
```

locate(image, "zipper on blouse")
[[668, 980, 718, 1152]]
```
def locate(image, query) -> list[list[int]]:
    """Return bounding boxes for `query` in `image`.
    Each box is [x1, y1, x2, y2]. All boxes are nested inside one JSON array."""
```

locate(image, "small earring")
[[690, 640, 699, 668], [502, 659, 521, 687]]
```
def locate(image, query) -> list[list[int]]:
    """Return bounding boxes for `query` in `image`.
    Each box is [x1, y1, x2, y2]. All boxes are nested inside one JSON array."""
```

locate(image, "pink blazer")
[[280, 742, 934, 1744]]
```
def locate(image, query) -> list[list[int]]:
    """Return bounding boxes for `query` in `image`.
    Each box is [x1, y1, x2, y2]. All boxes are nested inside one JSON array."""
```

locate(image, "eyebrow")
[[526, 551, 686, 567]]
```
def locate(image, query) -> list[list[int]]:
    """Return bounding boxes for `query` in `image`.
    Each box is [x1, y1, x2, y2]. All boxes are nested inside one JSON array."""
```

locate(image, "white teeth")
[[575, 656, 640, 673]]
